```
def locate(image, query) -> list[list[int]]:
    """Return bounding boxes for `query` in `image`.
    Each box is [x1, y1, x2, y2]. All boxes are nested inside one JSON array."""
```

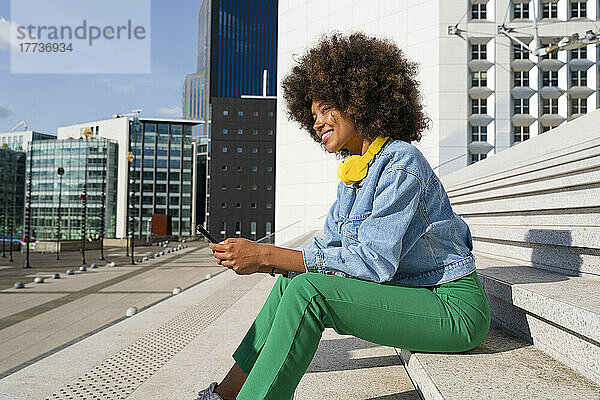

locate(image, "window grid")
[[514, 126, 530, 143], [571, 98, 587, 114], [472, 71, 487, 87], [513, 3, 529, 19], [542, 98, 559, 114], [514, 98, 530, 114], [471, 44, 487, 60], [571, 1, 587, 18], [542, 1, 558, 18], [471, 125, 488, 142], [570, 70, 587, 87], [542, 70, 559, 87], [514, 71, 529, 87], [471, 98, 487, 114], [471, 3, 487, 19]]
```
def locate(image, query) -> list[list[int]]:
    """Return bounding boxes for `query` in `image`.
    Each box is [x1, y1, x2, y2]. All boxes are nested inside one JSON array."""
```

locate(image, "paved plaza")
[[0, 240, 223, 378], [0, 236, 419, 399]]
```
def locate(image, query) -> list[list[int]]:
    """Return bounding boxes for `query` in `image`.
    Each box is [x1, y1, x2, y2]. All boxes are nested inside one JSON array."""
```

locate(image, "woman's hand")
[[209, 238, 265, 275]]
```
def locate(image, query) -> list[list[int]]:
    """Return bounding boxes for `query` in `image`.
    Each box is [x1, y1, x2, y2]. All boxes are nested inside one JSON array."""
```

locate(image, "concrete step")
[[474, 253, 600, 385], [397, 324, 600, 400], [471, 238, 600, 279]]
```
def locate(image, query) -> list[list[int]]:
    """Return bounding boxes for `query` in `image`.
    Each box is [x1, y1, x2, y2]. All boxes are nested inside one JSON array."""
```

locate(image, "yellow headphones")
[[337, 136, 390, 185]]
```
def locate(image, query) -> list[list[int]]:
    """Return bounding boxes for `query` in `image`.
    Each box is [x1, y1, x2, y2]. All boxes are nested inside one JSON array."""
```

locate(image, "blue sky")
[[0, 0, 201, 134]]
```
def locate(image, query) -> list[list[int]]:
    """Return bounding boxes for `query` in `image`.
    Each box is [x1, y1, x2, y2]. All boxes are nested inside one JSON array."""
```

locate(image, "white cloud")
[[0, 17, 23, 52], [158, 106, 182, 117], [0, 105, 14, 118]]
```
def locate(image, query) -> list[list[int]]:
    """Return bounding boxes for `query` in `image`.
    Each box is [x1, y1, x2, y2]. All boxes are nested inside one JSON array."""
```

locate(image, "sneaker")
[[195, 382, 224, 400]]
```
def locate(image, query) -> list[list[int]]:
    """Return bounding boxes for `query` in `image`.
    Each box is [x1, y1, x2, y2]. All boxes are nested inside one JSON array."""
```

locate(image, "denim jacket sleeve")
[[301, 167, 422, 282]]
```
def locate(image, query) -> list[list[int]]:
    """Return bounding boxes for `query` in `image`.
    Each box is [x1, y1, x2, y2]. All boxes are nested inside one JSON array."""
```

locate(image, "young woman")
[[195, 32, 490, 400]]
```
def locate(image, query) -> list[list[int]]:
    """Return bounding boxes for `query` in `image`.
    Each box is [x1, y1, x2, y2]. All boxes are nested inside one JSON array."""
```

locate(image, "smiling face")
[[311, 99, 366, 155]]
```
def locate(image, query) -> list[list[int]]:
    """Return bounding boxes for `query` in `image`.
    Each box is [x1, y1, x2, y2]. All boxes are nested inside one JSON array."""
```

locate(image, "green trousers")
[[233, 271, 490, 400]]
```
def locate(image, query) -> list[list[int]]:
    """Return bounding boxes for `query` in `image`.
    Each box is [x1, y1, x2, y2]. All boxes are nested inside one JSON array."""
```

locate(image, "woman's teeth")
[[322, 131, 332, 143]]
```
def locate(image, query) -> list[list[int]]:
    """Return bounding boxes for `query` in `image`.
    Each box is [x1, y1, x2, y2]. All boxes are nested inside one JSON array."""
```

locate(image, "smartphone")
[[197, 225, 219, 244]]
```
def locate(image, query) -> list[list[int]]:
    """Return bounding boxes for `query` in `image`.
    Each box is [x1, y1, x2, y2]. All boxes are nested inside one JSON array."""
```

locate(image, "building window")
[[542, 125, 557, 133], [252, 111, 259, 117], [542, 71, 559, 87], [471, 98, 487, 114], [252, 129, 259, 135], [266, 203, 272, 209], [251, 203, 257, 208], [513, 43, 528, 60], [542, 98, 559, 114], [221, 185, 227, 190], [250, 221, 257, 240], [267, 129, 273, 135], [570, 70, 587, 87], [266, 166, 273, 172], [223, 110, 229, 116], [514, 71, 529, 87], [542, 1, 558, 18], [541, 44, 558, 60], [252, 147, 258, 153], [267, 111, 274, 117], [513, 3, 529, 19], [236, 165, 242, 171], [237, 147, 243, 153], [571, 98, 587, 114], [220, 221, 226, 238], [221, 165, 228, 171], [221, 202, 227, 208], [267, 148, 273, 154], [266, 184, 272, 190], [471, 3, 487, 19], [571, 1, 586, 18], [471, 153, 488, 163], [471, 71, 487, 87], [514, 98, 530, 114], [571, 47, 587, 59], [235, 221, 241, 236], [471, 125, 488, 142], [513, 126, 530, 143], [238, 110, 244, 116], [222, 128, 228, 134], [251, 184, 257, 190], [234, 203, 241, 208], [222, 146, 228, 152], [471, 43, 487, 60], [252, 166, 258, 172], [236, 184, 242, 190]]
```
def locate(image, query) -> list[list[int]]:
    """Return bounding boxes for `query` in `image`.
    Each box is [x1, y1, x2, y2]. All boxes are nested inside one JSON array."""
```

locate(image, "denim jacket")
[[296, 139, 476, 286]]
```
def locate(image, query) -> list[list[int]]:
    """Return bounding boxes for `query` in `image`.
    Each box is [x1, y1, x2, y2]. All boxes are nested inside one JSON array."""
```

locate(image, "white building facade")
[[58, 117, 199, 238], [275, 0, 600, 244]]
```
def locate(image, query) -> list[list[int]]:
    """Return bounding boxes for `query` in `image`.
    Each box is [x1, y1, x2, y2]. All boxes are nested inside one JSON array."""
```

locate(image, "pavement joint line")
[[0, 246, 205, 332]]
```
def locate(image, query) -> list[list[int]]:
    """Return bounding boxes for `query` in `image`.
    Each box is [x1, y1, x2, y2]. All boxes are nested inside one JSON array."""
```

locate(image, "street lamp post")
[[9, 153, 16, 262], [56, 167, 64, 260], [128, 117, 141, 265], [2, 152, 7, 258], [81, 146, 88, 266], [99, 156, 106, 261], [24, 146, 33, 269]]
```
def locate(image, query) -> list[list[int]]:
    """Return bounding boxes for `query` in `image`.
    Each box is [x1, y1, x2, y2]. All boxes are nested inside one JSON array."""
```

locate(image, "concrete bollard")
[[110, 262, 116, 267], [79, 266, 87, 272], [52, 273, 60, 279], [66, 269, 74, 275], [34, 277, 44, 283], [205, 273, 213, 280], [14, 282, 25, 289], [172, 287, 182, 295], [126, 307, 138, 317], [90, 263, 97, 269]]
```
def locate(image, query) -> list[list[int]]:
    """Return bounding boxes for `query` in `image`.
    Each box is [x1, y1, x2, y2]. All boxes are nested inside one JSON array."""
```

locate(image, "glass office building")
[[131, 120, 195, 237], [0, 148, 26, 239], [29, 138, 118, 240]]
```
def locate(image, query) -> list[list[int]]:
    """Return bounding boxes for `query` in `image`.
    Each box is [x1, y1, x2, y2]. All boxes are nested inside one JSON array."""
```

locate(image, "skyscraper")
[[185, 0, 278, 241]]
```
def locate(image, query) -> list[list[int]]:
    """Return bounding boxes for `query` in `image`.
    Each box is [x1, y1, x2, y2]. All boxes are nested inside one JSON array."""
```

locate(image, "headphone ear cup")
[[337, 155, 368, 185]]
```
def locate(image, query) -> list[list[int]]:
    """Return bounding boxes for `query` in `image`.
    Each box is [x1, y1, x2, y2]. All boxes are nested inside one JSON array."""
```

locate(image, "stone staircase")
[[396, 110, 600, 398]]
